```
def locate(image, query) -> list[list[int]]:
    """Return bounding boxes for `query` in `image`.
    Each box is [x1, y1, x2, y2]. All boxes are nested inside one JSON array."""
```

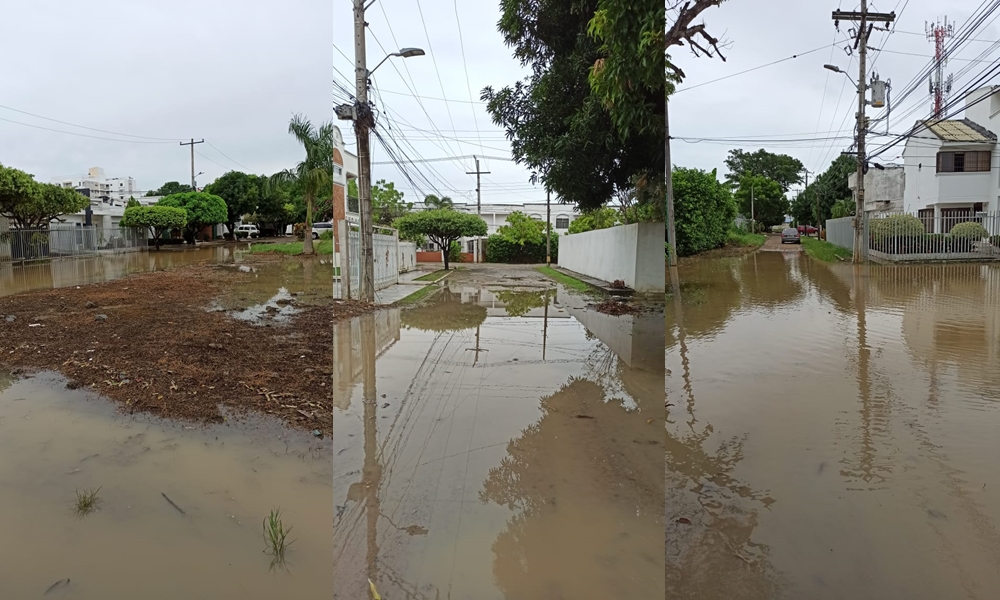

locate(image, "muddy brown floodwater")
[[332, 283, 665, 599], [667, 251, 1000, 599], [0, 371, 331, 599]]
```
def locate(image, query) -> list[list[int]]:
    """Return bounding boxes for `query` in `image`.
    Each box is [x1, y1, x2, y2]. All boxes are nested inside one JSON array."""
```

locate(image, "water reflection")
[[668, 256, 1000, 598], [333, 287, 664, 599]]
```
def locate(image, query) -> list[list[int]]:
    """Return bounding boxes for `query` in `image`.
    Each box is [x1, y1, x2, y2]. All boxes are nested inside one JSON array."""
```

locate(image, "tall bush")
[[486, 234, 558, 263], [869, 214, 924, 239], [949, 221, 989, 238], [672, 167, 736, 256]]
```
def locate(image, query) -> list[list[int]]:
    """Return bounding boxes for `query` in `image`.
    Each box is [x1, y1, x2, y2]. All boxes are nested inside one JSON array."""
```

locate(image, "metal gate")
[[338, 222, 400, 299]]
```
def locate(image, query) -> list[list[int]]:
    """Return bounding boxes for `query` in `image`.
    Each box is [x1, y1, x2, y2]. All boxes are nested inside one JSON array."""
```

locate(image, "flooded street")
[[0, 372, 332, 599], [667, 252, 1000, 599], [0, 245, 252, 298], [332, 284, 664, 599]]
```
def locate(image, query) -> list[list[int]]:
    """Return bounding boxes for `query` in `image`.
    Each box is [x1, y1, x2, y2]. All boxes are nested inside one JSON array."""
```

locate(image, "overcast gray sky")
[[1, 0, 330, 193], [670, 0, 1000, 194], [333, 0, 544, 206]]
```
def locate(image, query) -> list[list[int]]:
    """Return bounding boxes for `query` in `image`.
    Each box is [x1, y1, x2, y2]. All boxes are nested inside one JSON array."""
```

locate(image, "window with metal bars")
[[936, 150, 991, 173]]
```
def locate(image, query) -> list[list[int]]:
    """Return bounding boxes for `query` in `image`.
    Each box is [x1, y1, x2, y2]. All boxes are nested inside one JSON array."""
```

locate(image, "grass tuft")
[[263, 507, 294, 564], [535, 265, 591, 293], [413, 270, 448, 282], [250, 239, 333, 256], [74, 487, 102, 517], [726, 230, 766, 248], [397, 284, 441, 306], [802, 236, 853, 262]]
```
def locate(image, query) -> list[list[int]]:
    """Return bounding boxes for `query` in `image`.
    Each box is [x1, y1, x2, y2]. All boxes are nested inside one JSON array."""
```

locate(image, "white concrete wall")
[[398, 242, 416, 273], [558, 222, 665, 294], [848, 166, 905, 213], [903, 135, 941, 212], [937, 171, 992, 203]]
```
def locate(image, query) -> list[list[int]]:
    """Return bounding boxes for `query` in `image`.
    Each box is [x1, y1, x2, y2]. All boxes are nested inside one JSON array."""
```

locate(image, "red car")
[[797, 224, 818, 235]]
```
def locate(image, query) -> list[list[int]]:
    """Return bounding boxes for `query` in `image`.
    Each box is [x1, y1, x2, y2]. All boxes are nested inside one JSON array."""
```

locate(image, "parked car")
[[797, 224, 818, 235], [312, 222, 333, 239], [781, 227, 801, 244], [235, 224, 259, 239]]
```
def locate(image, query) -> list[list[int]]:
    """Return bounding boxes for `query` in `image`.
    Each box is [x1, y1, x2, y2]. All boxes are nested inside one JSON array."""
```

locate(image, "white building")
[[848, 164, 905, 214], [899, 88, 1000, 231], [52, 167, 140, 206]]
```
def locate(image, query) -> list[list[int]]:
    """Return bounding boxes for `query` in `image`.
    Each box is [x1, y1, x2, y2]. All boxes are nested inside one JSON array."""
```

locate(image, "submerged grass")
[[535, 265, 591, 293], [414, 270, 448, 282], [74, 487, 102, 517], [802, 237, 852, 262], [397, 284, 440, 306], [250, 239, 334, 256], [263, 507, 294, 564]]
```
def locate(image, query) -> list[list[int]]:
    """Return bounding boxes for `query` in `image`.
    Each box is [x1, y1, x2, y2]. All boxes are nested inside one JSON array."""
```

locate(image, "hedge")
[[485, 234, 558, 263]]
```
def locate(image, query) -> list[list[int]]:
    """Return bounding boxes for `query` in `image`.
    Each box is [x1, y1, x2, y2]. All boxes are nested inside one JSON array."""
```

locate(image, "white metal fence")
[[0, 223, 147, 264], [337, 222, 401, 299], [826, 210, 1000, 261]]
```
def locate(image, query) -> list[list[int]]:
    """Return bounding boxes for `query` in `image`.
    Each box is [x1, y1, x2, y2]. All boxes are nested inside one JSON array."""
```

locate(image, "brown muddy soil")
[[0, 259, 372, 434]]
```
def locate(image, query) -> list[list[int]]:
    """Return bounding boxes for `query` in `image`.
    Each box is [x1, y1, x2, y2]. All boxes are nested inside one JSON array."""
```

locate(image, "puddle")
[[0, 246, 250, 298], [0, 372, 331, 599], [211, 258, 335, 320], [667, 255, 1000, 598], [332, 286, 665, 599]]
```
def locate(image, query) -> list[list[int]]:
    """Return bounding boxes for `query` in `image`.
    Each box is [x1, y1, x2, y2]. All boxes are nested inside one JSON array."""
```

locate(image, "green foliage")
[[830, 199, 855, 218], [486, 233, 558, 263], [949, 221, 989, 238], [0, 165, 90, 229], [869, 214, 924, 239], [319, 229, 334, 241], [799, 155, 855, 225], [725, 229, 766, 248], [204, 170, 259, 236], [671, 167, 736, 256], [372, 179, 413, 225], [482, 0, 662, 212], [496, 211, 547, 245], [394, 209, 487, 270], [126, 197, 141, 208], [801, 236, 852, 262], [423, 194, 453, 210], [495, 289, 554, 317], [448, 240, 464, 264], [121, 205, 187, 249], [146, 181, 193, 197], [568, 206, 619, 233], [724, 149, 804, 192], [157, 191, 227, 244], [270, 113, 334, 255], [735, 175, 788, 228]]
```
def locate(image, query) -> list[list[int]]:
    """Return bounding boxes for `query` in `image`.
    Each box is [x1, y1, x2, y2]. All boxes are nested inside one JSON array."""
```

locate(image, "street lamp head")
[[396, 47, 425, 58], [823, 64, 842, 74]]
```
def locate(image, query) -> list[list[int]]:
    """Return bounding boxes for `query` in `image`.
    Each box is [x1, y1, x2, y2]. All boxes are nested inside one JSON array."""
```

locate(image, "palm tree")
[[270, 114, 333, 255], [423, 194, 453, 210], [830, 198, 856, 219]]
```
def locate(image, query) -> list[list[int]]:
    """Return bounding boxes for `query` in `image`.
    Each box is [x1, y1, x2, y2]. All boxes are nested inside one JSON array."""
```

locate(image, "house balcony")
[[936, 172, 992, 205]]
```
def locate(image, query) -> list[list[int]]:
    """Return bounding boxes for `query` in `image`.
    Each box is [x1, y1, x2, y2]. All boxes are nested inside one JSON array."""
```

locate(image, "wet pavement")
[[0, 371, 332, 599], [667, 252, 1000, 599], [332, 285, 665, 599], [0, 245, 252, 298]]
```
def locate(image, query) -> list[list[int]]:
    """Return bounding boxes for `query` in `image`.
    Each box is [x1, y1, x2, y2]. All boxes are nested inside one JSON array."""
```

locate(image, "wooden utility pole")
[[832, 4, 895, 263], [545, 189, 551, 265], [179, 139, 204, 190], [354, 0, 375, 301], [466, 156, 489, 263], [665, 97, 677, 266]]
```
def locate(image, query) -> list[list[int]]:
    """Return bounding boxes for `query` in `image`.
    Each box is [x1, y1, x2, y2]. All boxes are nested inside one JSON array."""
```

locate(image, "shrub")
[[292, 223, 307, 241], [319, 230, 334, 241], [485, 234, 558, 263], [448, 241, 463, 264], [949, 221, 989, 238], [671, 167, 736, 256], [869, 214, 924, 239]]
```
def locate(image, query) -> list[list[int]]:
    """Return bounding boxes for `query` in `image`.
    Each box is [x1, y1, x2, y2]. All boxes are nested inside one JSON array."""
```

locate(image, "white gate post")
[[339, 220, 351, 300]]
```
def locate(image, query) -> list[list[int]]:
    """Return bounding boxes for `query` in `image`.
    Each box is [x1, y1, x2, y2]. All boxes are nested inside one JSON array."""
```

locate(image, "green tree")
[[789, 190, 816, 227], [672, 167, 735, 256], [804, 154, 855, 226], [204, 170, 259, 237], [498, 211, 547, 245], [394, 209, 487, 270], [270, 113, 333, 255], [724, 149, 804, 192], [251, 175, 295, 235], [481, 0, 662, 212], [145, 181, 193, 197], [157, 191, 227, 244], [735, 175, 788, 228], [126, 197, 141, 208], [0, 166, 89, 230], [423, 194, 454, 210], [568, 206, 619, 234], [830, 198, 855, 218], [121, 205, 187, 250], [372, 179, 412, 226]]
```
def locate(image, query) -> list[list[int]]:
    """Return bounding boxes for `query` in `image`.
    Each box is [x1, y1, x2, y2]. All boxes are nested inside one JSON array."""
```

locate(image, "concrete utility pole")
[[665, 97, 677, 266], [832, 4, 895, 263], [353, 0, 375, 301], [545, 188, 551, 265], [179, 139, 204, 190], [466, 157, 489, 263]]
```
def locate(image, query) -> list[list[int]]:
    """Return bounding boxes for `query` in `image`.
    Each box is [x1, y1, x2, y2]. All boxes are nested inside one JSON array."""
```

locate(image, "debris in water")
[[403, 524, 428, 536], [312, 429, 323, 438], [85, 301, 96, 309], [44, 578, 70, 595], [574, 414, 595, 419], [161, 492, 186, 515], [593, 300, 642, 316], [29, 323, 43, 328], [94, 314, 108, 322], [381, 403, 390, 409], [675, 517, 692, 525], [927, 508, 947, 519]]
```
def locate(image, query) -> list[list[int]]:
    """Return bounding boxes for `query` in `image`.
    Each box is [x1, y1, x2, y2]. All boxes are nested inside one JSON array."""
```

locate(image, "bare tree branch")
[[665, 0, 728, 79]]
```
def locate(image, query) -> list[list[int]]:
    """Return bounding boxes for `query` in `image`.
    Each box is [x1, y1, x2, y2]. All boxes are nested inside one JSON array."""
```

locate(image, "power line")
[[452, 0, 487, 166], [414, 0, 466, 171], [674, 43, 838, 93], [0, 115, 177, 144], [0, 104, 180, 141], [372, 154, 511, 165], [205, 141, 250, 171]]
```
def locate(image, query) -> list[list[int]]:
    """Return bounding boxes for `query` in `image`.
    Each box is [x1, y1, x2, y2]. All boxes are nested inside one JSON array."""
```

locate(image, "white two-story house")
[[902, 87, 1000, 233]]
